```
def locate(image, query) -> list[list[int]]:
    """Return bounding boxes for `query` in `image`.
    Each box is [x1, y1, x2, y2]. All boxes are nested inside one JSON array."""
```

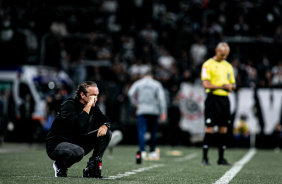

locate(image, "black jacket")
[[46, 97, 111, 155]]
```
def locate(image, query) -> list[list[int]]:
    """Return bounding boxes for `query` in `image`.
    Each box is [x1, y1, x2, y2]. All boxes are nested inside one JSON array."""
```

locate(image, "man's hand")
[[222, 84, 233, 92], [97, 125, 108, 137], [87, 96, 97, 106], [159, 113, 167, 123], [84, 96, 97, 114]]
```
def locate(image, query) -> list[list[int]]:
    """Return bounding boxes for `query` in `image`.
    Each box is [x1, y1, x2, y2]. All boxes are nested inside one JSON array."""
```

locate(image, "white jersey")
[[128, 76, 167, 116]]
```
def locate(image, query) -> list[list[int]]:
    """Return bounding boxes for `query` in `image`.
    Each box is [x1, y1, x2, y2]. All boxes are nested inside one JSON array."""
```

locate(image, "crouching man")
[[46, 81, 112, 178]]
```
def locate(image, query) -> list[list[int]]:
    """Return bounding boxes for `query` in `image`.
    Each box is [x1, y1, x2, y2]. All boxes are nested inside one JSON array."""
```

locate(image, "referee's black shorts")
[[204, 93, 231, 127]]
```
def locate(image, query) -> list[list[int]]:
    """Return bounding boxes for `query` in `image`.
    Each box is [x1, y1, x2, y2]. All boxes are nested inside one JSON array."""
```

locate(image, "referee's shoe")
[[217, 158, 231, 166], [201, 158, 210, 166]]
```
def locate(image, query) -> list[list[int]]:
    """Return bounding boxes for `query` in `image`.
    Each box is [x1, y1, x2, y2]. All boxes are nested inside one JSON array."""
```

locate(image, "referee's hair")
[[216, 42, 230, 50], [76, 81, 97, 99]]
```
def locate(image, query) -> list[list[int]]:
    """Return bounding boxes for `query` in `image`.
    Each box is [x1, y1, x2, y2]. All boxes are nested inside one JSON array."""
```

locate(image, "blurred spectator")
[[101, 0, 119, 14], [50, 19, 68, 37], [43, 88, 67, 134], [257, 55, 272, 79], [178, 49, 192, 73], [152, 0, 167, 22], [207, 15, 224, 36], [233, 14, 250, 36], [164, 11, 178, 28], [154, 64, 171, 87], [179, 69, 194, 84], [96, 43, 112, 60], [107, 14, 121, 33], [53, 89, 68, 111], [120, 34, 135, 63], [190, 36, 207, 69], [233, 114, 250, 148], [0, 14, 13, 42], [59, 41, 71, 74], [24, 28, 39, 63], [157, 48, 176, 71], [272, 70, 282, 88], [272, 60, 282, 76], [243, 60, 258, 88], [140, 23, 159, 46], [259, 69, 273, 88], [72, 50, 88, 85], [246, 67, 259, 88], [271, 60, 282, 88], [272, 123, 282, 151], [128, 58, 150, 82]]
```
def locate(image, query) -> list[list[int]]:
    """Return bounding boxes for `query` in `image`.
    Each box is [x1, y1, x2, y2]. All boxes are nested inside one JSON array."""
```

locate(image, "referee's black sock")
[[218, 133, 227, 160], [202, 133, 212, 160]]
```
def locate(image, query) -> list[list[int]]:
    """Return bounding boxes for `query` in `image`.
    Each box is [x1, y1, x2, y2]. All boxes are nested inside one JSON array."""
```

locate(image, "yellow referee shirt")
[[201, 58, 236, 96]]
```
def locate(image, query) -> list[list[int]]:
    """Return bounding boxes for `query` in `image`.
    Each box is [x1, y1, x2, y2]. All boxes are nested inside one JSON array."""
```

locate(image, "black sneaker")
[[82, 157, 104, 179], [53, 161, 67, 177], [202, 158, 210, 166], [82, 167, 104, 179], [217, 158, 231, 166]]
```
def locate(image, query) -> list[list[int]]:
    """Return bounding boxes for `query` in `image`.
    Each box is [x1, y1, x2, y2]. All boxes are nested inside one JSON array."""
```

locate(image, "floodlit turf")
[[0, 143, 282, 184]]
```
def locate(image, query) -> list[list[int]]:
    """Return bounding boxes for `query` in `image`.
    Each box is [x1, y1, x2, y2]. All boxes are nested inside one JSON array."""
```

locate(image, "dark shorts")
[[204, 93, 231, 127]]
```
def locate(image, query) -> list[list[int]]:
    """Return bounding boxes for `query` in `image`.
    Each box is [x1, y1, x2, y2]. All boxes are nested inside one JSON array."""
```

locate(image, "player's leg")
[[202, 126, 214, 165], [148, 115, 158, 152], [147, 115, 159, 160], [48, 142, 85, 177], [82, 129, 112, 178], [137, 115, 148, 158], [217, 96, 231, 165], [202, 93, 214, 165], [217, 126, 230, 165]]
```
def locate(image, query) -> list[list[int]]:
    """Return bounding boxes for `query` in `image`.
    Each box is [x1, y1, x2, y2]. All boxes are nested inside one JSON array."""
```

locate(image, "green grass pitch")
[[0, 143, 282, 184]]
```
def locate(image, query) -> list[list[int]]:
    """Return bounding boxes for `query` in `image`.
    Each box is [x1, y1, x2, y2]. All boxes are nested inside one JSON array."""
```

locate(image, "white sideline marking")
[[214, 148, 257, 184], [105, 164, 164, 180], [174, 153, 198, 162], [14, 164, 164, 180]]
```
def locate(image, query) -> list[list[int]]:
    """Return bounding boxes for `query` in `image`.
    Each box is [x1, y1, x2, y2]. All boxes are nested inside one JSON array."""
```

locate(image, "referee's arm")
[[202, 80, 236, 92]]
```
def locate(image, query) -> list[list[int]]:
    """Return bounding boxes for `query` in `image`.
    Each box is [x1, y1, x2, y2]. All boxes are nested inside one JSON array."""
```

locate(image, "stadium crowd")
[[1, 0, 282, 145], [1, 0, 282, 89]]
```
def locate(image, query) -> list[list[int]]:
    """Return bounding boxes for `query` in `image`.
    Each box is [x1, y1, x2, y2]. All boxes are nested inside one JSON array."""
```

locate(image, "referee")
[[201, 42, 236, 166]]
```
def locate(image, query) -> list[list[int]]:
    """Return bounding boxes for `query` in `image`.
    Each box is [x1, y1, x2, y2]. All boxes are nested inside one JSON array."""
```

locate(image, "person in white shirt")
[[128, 70, 167, 160]]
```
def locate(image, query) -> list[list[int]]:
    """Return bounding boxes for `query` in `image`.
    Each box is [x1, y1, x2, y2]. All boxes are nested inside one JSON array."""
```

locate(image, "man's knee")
[[205, 126, 214, 133], [73, 146, 85, 162]]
